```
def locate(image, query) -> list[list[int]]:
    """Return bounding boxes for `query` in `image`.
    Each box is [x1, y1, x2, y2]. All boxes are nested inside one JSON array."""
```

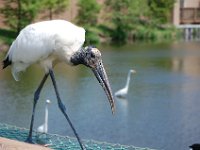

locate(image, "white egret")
[[2, 20, 115, 150], [115, 69, 136, 98], [37, 99, 51, 134]]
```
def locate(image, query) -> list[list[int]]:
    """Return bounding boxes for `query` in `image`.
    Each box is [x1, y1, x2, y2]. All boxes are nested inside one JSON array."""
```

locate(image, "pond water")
[[0, 41, 200, 150]]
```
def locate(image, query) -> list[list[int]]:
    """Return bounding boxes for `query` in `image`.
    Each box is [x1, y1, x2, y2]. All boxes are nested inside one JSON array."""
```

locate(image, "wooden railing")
[[180, 8, 200, 24]]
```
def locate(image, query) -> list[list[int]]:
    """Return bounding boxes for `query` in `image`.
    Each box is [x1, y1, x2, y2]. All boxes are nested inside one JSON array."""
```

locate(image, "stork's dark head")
[[82, 46, 101, 67], [71, 45, 115, 114]]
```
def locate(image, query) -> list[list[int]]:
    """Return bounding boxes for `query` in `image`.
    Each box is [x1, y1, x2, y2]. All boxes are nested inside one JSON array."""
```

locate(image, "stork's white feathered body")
[[115, 69, 136, 98], [7, 20, 85, 81]]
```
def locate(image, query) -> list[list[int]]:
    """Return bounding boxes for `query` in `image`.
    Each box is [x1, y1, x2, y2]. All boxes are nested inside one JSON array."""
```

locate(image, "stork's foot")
[[25, 137, 35, 144]]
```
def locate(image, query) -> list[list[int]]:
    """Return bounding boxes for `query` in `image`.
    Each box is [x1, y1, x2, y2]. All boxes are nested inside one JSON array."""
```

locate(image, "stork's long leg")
[[49, 69, 85, 150], [26, 73, 49, 143]]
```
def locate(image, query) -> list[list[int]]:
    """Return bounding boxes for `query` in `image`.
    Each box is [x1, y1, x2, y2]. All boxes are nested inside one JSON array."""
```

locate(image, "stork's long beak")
[[92, 61, 115, 114]]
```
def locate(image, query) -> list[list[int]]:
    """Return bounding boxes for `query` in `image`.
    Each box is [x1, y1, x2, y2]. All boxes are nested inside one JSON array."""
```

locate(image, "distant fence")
[[180, 8, 200, 24], [177, 24, 200, 40]]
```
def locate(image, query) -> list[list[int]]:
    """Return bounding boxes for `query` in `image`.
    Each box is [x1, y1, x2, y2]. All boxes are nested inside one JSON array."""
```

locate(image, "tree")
[[76, 0, 101, 44], [148, 0, 176, 23], [103, 0, 176, 43], [129, 0, 150, 18], [0, 0, 41, 34], [42, 0, 69, 20], [76, 0, 101, 26], [104, 0, 132, 43]]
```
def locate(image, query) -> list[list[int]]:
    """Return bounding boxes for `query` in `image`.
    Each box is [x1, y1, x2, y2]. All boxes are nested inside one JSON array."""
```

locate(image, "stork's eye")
[[91, 53, 95, 58]]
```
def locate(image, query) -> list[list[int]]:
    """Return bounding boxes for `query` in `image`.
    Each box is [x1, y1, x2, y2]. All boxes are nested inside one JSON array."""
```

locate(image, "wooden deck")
[[180, 8, 200, 24], [0, 137, 51, 150]]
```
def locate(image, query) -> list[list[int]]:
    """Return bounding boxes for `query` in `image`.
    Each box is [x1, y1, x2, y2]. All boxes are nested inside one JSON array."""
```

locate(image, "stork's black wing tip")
[[2, 56, 11, 69]]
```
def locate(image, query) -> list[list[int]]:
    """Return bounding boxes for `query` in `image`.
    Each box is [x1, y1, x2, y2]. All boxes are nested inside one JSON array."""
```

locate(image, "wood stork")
[[37, 99, 51, 134], [2, 20, 115, 150], [115, 69, 136, 98]]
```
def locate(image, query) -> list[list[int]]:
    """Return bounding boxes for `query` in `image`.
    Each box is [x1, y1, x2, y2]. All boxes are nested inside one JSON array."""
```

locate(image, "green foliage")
[[103, 0, 150, 43], [104, 0, 132, 43], [41, 0, 69, 20], [84, 25, 101, 45], [0, 0, 178, 45], [102, 0, 177, 43], [85, 29, 100, 45], [0, 0, 69, 33], [76, 0, 101, 26], [76, 0, 101, 44], [0, 29, 17, 45], [0, 0, 41, 33], [149, 0, 176, 23], [133, 24, 177, 41], [128, 0, 150, 17]]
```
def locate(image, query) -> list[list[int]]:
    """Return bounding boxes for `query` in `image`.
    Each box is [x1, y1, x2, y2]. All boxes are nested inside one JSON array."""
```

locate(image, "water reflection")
[[171, 42, 200, 76]]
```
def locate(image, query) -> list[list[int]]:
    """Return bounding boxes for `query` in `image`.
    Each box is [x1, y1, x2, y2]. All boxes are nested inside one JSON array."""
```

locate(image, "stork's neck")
[[44, 103, 48, 131], [70, 47, 85, 65], [124, 71, 132, 92]]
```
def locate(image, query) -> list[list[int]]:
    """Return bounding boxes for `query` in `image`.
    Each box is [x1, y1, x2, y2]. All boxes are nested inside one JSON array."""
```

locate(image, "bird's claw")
[[25, 137, 35, 144]]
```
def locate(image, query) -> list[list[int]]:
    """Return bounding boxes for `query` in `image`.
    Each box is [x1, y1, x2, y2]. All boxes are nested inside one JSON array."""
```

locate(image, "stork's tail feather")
[[2, 56, 11, 69]]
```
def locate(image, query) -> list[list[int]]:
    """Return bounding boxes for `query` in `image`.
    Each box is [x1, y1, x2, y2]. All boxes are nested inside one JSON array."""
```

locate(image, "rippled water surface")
[[0, 42, 200, 150]]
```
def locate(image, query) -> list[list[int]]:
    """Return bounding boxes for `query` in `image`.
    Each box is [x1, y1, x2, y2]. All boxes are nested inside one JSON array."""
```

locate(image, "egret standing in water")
[[37, 99, 51, 134], [2, 20, 115, 150], [36, 99, 51, 145], [115, 69, 136, 98]]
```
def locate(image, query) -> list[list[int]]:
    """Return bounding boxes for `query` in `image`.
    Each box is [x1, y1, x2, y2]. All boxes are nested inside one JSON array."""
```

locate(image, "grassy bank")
[[84, 24, 179, 45], [0, 24, 179, 51]]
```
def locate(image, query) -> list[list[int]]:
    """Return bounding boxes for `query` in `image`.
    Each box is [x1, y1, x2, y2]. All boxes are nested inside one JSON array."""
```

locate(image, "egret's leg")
[[26, 73, 49, 143], [49, 69, 85, 150]]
